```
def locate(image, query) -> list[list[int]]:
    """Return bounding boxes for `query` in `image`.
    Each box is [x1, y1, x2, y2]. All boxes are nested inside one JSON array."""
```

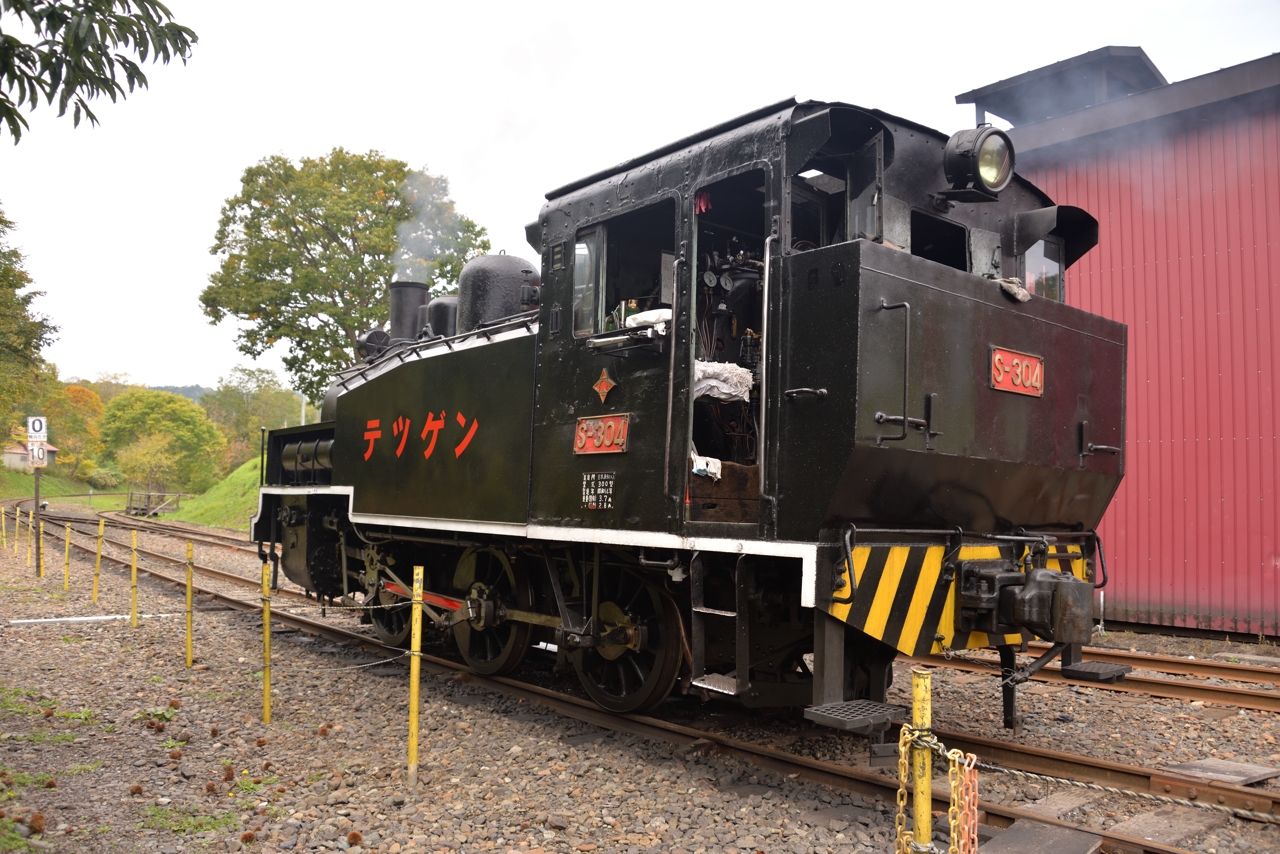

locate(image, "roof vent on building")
[[955, 46, 1167, 127]]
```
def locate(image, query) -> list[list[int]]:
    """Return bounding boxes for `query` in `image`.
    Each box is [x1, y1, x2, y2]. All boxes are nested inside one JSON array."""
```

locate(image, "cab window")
[[572, 228, 603, 337], [572, 200, 676, 337], [1025, 238, 1063, 302]]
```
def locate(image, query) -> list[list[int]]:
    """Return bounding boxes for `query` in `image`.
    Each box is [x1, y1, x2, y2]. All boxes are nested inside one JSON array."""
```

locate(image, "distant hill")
[[149, 385, 213, 402]]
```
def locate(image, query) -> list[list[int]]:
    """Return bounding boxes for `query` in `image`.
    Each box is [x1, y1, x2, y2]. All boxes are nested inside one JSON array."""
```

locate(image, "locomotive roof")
[[543, 98, 968, 202]]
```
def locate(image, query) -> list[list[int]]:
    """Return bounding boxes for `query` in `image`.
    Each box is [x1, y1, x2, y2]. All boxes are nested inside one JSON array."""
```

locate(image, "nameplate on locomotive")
[[582, 472, 616, 510], [574, 414, 629, 454], [990, 347, 1044, 397]]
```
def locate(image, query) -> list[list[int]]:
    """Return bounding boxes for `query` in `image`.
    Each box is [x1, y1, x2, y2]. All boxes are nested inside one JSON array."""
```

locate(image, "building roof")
[[2, 442, 58, 454], [956, 46, 1167, 127], [1004, 51, 1280, 155]]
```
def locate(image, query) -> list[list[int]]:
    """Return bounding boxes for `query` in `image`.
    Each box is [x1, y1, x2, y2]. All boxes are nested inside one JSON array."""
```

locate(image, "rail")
[[29, 519, 1257, 851]]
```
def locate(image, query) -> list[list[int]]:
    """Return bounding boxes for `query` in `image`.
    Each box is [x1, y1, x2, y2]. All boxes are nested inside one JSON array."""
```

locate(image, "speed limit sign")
[[28, 442, 47, 468], [27, 416, 47, 442]]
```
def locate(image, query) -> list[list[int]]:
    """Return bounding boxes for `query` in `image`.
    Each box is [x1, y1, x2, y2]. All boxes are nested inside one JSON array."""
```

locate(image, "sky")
[[1, 0, 1277, 391]]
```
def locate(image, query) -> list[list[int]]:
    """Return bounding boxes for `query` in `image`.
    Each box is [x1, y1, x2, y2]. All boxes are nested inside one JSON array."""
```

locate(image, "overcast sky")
[[1, 0, 1276, 390]]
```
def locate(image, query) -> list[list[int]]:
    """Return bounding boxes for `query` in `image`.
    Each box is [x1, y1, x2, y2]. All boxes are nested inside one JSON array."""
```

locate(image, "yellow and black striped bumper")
[[826, 543, 1087, 657]]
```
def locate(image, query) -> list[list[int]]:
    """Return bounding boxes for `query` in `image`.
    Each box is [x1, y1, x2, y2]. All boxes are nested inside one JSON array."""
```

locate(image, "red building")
[[959, 47, 1280, 634]]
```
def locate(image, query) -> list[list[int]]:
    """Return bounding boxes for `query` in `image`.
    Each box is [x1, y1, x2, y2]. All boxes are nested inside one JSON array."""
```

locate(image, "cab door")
[[529, 199, 684, 533]]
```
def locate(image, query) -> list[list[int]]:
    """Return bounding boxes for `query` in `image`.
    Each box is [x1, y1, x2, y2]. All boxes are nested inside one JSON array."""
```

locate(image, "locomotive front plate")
[[573, 414, 630, 454], [990, 347, 1044, 397]]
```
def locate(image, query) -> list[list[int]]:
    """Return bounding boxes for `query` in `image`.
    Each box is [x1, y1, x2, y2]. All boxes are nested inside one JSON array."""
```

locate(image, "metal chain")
[[960, 754, 979, 854], [940, 646, 1003, 672], [896, 725, 980, 854], [946, 749, 963, 854], [895, 724, 912, 854]]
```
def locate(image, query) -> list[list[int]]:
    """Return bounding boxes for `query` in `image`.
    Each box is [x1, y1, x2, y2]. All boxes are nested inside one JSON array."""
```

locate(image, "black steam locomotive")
[[253, 98, 1128, 734]]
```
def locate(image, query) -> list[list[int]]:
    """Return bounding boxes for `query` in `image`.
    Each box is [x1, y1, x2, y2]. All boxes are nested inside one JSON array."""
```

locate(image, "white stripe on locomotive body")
[[253, 486, 819, 607]]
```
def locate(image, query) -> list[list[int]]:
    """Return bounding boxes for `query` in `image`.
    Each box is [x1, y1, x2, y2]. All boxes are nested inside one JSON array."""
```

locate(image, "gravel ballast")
[[5, 506, 1280, 853]]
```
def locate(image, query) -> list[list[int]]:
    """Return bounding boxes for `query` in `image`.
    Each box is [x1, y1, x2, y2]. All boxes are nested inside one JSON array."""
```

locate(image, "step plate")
[[1060, 661, 1133, 684], [804, 699, 907, 733], [691, 673, 740, 696]]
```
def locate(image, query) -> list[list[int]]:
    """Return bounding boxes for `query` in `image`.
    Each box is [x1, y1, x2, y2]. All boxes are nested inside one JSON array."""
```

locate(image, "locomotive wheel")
[[571, 571, 681, 713], [368, 586, 412, 647], [452, 548, 533, 676]]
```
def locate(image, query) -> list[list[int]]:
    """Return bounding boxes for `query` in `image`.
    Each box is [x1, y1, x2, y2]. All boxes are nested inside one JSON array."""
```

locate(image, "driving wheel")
[[452, 547, 533, 676]]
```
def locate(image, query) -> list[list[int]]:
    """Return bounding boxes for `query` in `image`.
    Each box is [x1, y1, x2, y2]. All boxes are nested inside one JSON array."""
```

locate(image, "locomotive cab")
[[254, 97, 1128, 735]]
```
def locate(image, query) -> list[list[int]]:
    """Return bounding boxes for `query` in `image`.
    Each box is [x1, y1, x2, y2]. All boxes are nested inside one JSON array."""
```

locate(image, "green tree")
[[202, 366, 303, 470], [0, 0, 197, 143], [201, 149, 489, 402], [115, 431, 176, 492], [0, 205, 57, 427], [100, 388, 224, 491]]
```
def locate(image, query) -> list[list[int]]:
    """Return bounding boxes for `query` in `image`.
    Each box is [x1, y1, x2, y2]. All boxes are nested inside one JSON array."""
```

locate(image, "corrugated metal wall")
[[1022, 98, 1280, 634]]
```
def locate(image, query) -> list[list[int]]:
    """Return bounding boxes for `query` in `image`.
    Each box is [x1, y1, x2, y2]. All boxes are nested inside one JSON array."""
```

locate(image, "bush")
[[87, 465, 123, 490]]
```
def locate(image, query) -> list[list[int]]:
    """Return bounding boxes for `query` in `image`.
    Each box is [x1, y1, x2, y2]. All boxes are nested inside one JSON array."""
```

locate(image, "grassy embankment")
[[169, 458, 262, 533], [0, 468, 129, 510]]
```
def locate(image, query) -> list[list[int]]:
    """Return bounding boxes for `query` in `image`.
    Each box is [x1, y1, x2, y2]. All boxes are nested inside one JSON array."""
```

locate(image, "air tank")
[[456, 254, 541, 333]]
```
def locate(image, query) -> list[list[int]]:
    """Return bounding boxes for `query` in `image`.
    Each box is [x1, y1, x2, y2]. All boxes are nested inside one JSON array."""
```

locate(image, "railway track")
[[41, 506, 1280, 714], [24, 518, 1276, 852], [910, 652, 1280, 715]]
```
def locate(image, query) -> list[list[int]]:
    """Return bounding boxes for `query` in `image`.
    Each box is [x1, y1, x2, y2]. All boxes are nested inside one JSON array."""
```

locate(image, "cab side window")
[[573, 228, 604, 337], [572, 200, 676, 338], [1025, 239, 1063, 302]]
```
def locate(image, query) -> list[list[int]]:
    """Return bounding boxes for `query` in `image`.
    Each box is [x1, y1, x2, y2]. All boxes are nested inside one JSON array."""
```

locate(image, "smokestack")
[[388, 281, 432, 342]]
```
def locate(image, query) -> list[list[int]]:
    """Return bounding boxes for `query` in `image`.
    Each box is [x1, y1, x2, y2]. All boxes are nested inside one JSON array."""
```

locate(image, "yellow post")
[[185, 543, 194, 668], [92, 519, 103, 604], [261, 562, 271, 724], [38, 521, 44, 578], [407, 564, 424, 787], [130, 530, 138, 627], [912, 667, 933, 848], [63, 523, 70, 591]]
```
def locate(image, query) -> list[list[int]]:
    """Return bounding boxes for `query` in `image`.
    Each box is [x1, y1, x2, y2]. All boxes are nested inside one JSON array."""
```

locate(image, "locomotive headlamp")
[[943, 126, 1015, 200]]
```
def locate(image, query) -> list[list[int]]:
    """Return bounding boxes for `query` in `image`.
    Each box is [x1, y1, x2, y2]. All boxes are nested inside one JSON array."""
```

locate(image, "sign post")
[[27, 417, 47, 579]]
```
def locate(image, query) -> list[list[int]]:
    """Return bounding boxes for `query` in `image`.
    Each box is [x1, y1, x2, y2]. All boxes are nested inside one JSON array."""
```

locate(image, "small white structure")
[[2, 442, 57, 472]]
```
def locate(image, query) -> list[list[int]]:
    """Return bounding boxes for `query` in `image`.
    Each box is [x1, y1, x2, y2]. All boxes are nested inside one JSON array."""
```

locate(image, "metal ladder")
[[690, 554, 751, 696]]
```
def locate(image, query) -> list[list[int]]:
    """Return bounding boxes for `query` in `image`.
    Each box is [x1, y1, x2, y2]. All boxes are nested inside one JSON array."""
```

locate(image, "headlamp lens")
[[977, 133, 1012, 190]]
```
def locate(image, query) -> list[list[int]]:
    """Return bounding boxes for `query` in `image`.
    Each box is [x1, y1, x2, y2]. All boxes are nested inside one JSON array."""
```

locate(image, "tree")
[[100, 388, 224, 491], [79, 370, 141, 404], [0, 0, 197, 143], [0, 204, 57, 427], [202, 366, 303, 470], [201, 149, 490, 402], [115, 431, 176, 492], [44, 382, 102, 476]]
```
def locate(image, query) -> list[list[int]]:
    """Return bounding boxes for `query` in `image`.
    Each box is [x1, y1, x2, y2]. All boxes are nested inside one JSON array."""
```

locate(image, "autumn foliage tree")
[[200, 148, 489, 402], [44, 383, 103, 476]]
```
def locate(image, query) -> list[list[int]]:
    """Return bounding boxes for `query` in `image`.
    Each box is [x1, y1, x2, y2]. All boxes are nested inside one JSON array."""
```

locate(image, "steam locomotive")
[[253, 98, 1128, 737]]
